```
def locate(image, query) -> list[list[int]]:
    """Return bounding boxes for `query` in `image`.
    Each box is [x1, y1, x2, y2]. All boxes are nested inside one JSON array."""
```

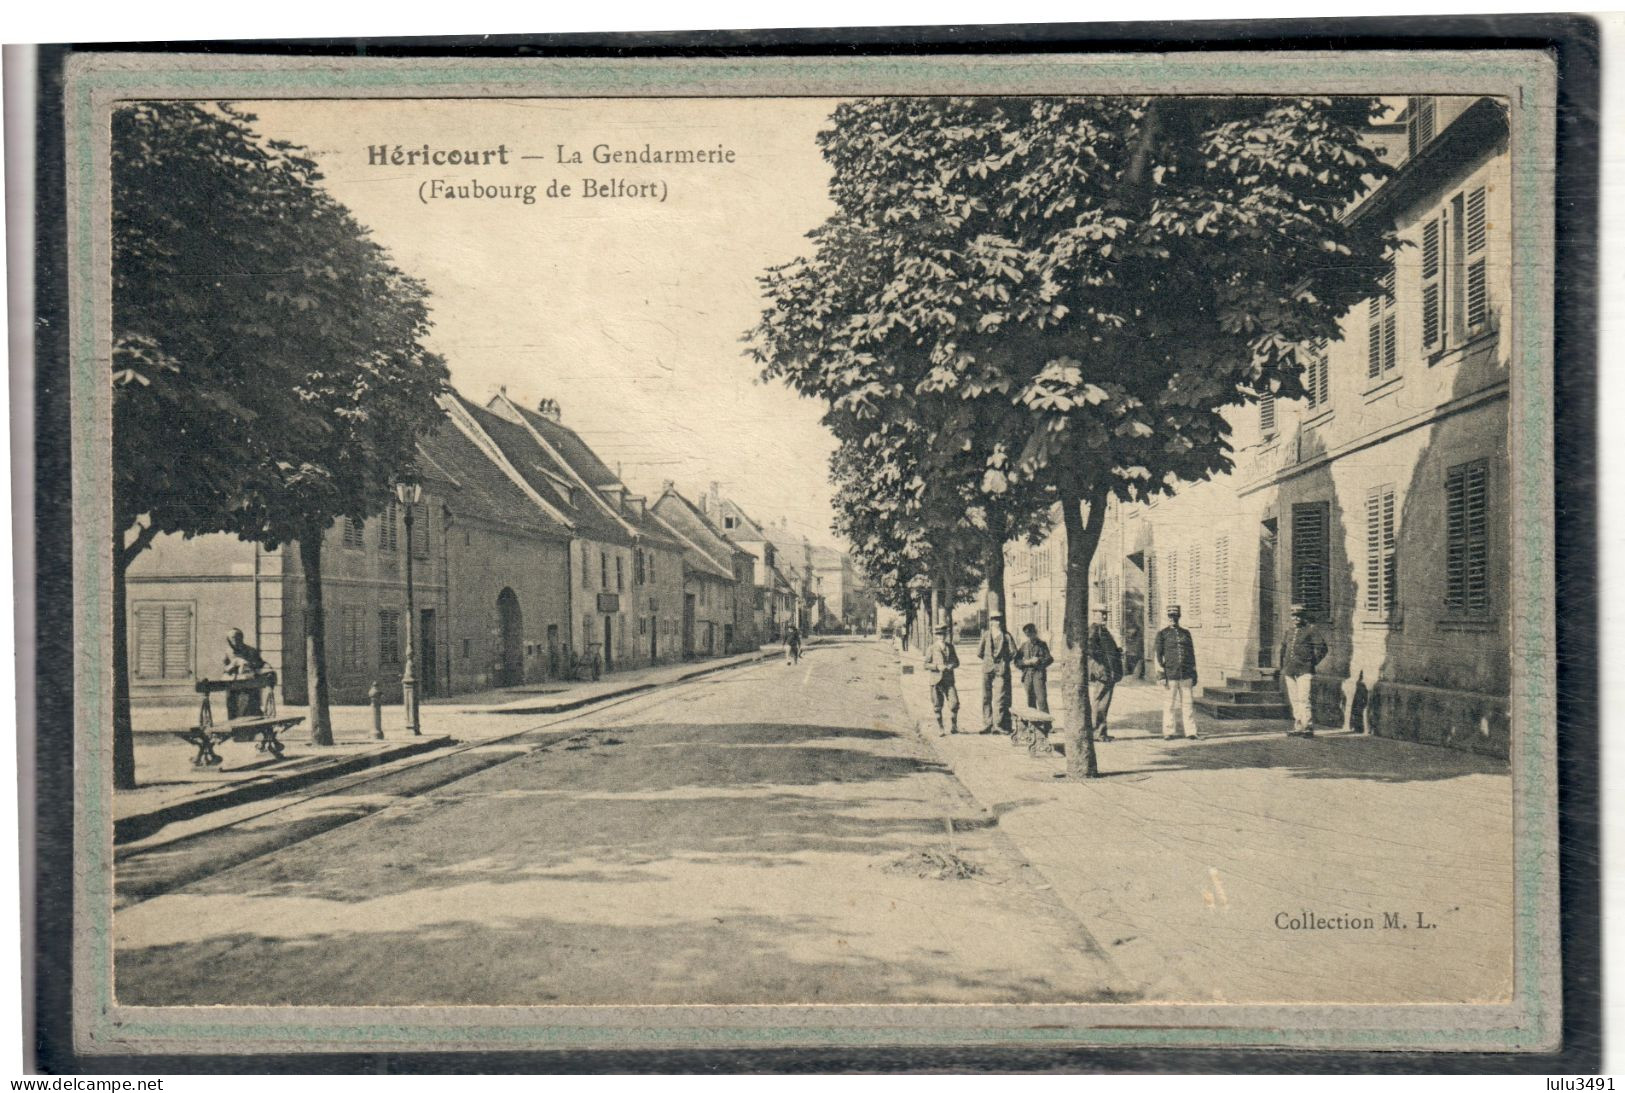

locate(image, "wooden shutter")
[[1464, 186, 1489, 330], [1259, 391, 1276, 436], [1421, 215, 1445, 354], [1291, 503, 1330, 620], [343, 517, 365, 548], [411, 503, 430, 558], [1367, 265, 1396, 379], [1187, 545, 1202, 623], [1446, 461, 1490, 612], [1167, 549, 1180, 613], [162, 605, 193, 678], [1407, 96, 1436, 157], [133, 604, 164, 679], [133, 602, 193, 679], [1214, 536, 1230, 621], [1147, 552, 1159, 625], [1365, 485, 1398, 618]]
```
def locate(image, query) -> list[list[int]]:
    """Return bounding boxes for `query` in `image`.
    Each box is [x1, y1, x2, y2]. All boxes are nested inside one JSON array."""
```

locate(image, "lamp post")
[[396, 481, 423, 736]]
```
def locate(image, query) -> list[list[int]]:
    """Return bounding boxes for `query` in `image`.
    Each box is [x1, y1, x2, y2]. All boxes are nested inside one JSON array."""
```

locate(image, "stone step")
[[1224, 675, 1283, 692], [1193, 697, 1292, 721], [1201, 686, 1288, 705]]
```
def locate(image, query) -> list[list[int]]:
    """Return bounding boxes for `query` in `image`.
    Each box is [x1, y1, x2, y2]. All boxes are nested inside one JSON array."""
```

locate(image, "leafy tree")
[[752, 95, 1391, 777], [113, 102, 447, 784]]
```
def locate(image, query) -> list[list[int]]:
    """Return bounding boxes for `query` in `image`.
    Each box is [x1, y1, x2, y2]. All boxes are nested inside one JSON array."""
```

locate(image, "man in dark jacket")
[[1154, 605, 1199, 740], [923, 621, 961, 735], [1088, 605, 1124, 741], [1015, 623, 1054, 713], [978, 611, 1018, 735], [1277, 603, 1329, 736]]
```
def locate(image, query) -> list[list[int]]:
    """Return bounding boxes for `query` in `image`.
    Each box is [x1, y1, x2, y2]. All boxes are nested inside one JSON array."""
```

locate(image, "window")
[[616, 555, 624, 592], [1368, 262, 1398, 380], [1259, 391, 1276, 438], [1365, 484, 1399, 620], [341, 605, 366, 671], [1406, 96, 1436, 158], [131, 601, 194, 680], [1445, 460, 1490, 613], [1147, 552, 1159, 625], [1421, 213, 1446, 355], [1290, 502, 1331, 621], [1303, 339, 1331, 411], [581, 544, 590, 585], [342, 516, 366, 549], [462, 638, 472, 659], [635, 549, 645, 586], [1166, 549, 1180, 615], [724, 515, 737, 529], [380, 500, 400, 552], [1214, 536, 1231, 623], [378, 609, 402, 665], [600, 551, 609, 590]]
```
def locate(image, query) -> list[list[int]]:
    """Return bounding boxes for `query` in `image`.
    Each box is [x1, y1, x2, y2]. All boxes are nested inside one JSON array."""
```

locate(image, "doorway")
[[496, 588, 523, 686], [1257, 519, 1278, 669], [683, 593, 696, 657], [419, 608, 438, 698], [602, 616, 613, 672], [650, 616, 658, 662]]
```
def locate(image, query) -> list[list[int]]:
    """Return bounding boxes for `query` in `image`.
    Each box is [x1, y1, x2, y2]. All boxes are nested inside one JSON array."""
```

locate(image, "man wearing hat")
[[1277, 603, 1329, 736], [922, 620, 961, 735], [978, 610, 1018, 735], [1015, 622, 1054, 713], [1087, 605, 1124, 741], [1154, 605, 1200, 740]]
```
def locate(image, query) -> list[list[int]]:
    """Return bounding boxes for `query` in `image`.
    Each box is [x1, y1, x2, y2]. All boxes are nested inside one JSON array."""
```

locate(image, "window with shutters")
[[1420, 210, 1450, 356], [342, 516, 366, 550], [411, 503, 430, 559], [1147, 552, 1159, 626], [1367, 263, 1398, 382], [379, 500, 400, 552], [340, 605, 366, 671], [600, 551, 609, 590], [616, 555, 624, 592], [1364, 484, 1400, 621], [1214, 536, 1231, 624], [1303, 339, 1332, 412], [1445, 460, 1491, 614], [635, 549, 645, 586], [1166, 549, 1181, 616], [378, 608, 401, 666], [1258, 390, 1277, 439], [1290, 502, 1331, 621], [131, 601, 194, 680], [1406, 96, 1437, 158]]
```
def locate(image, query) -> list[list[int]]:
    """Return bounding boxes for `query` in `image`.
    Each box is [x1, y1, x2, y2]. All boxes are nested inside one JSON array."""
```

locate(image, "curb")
[[474, 646, 782, 715], [113, 735, 454, 845]]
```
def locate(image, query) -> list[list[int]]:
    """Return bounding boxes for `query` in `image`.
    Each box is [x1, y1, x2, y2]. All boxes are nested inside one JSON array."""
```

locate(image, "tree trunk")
[[984, 539, 1006, 622], [112, 531, 136, 790], [1061, 485, 1111, 779], [299, 527, 335, 746]]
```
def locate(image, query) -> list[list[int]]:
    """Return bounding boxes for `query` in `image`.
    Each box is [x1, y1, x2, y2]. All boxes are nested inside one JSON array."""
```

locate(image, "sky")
[[244, 97, 847, 550]]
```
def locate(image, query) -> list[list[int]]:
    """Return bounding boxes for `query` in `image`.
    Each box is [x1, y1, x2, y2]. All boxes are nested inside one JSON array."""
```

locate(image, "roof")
[[713, 497, 769, 543], [454, 395, 635, 546], [653, 488, 753, 574], [491, 396, 688, 554], [646, 509, 734, 582], [416, 416, 572, 541]]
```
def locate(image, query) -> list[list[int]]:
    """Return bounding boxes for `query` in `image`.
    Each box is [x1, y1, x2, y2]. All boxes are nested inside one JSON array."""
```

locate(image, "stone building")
[[652, 484, 759, 653], [1004, 96, 1513, 757]]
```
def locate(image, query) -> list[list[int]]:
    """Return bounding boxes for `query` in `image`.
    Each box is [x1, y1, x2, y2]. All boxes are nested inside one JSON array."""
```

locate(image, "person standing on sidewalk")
[[1087, 605, 1124, 742], [1015, 623, 1054, 713], [1155, 605, 1200, 740], [923, 621, 961, 735], [1277, 603, 1328, 737], [978, 611, 1018, 735], [785, 624, 802, 665]]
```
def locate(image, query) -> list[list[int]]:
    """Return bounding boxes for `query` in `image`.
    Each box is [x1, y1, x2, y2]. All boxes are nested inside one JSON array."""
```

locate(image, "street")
[[115, 640, 1129, 1006]]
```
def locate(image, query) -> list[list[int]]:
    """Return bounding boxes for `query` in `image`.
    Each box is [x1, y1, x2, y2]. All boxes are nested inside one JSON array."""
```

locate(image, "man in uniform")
[[1088, 604, 1124, 741], [922, 621, 960, 735], [1277, 603, 1328, 737], [978, 611, 1018, 735], [1015, 622, 1054, 713], [1154, 604, 1200, 740]]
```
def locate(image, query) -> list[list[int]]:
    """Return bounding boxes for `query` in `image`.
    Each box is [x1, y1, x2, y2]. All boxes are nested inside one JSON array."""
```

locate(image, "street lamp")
[[395, 480, 424, 736]]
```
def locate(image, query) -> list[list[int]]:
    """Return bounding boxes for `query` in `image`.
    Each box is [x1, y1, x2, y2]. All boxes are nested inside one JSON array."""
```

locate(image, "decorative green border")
[[66, 51, 1559, 1055]]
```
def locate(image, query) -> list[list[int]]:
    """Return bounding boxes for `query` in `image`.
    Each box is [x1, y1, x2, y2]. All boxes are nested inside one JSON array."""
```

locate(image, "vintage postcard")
[[44, 41, 1574, 1060]]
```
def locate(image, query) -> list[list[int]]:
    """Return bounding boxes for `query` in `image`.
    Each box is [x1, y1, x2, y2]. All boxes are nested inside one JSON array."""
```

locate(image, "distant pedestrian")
[[1088, 605, 1124, 741], [785, 624, 802, 665], [923, 621, 961, 735], [978, 611, 1018, 735], [1277, 603, 1328, 736], [1155, 605, 1200, 740], [1015, 623, 1053, 713]]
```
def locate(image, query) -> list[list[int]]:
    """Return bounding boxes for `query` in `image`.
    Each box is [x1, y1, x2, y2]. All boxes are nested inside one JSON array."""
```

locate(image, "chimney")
[[661, 479, 675, 494], [708, 481, 721, 513], [537, 397, 561, 423]]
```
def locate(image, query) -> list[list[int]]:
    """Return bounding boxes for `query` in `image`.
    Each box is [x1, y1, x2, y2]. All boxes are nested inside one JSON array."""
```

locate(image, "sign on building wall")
[[596, 592, 620, 614]]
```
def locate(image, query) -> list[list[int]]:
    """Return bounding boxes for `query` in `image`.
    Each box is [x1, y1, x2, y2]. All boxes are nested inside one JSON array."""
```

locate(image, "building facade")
[[1004, 95, 1513, 758], [653, 483, 759, 653]]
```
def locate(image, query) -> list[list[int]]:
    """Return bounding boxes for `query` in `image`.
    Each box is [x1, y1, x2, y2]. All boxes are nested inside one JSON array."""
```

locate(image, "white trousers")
[[1284, 673, 1313, 729], [1162, 679, 1197, 737]]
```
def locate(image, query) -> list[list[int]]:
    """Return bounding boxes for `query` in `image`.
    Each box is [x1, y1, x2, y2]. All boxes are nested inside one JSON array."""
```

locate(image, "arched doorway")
[[496, 588, 523, 686]]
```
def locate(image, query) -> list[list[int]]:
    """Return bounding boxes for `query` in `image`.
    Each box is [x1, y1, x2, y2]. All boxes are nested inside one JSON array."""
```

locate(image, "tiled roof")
[[653, 489, 749, 578], [455, 395, 634, 546], [647, 509, 734, 582], [417, 416, 572, 540]]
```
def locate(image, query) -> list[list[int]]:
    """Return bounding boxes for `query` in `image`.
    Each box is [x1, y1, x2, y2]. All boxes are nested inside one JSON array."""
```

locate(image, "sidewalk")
[[893, 648, 1515, 1005], [120, 643, 790, 839]]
